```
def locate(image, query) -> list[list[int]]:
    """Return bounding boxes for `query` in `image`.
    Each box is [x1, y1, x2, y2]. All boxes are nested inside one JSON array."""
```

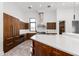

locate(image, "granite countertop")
[[31, 34, 79, 56]]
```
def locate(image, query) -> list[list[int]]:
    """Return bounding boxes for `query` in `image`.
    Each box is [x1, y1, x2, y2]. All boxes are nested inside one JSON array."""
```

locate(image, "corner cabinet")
[[32, 40, 72, 56]]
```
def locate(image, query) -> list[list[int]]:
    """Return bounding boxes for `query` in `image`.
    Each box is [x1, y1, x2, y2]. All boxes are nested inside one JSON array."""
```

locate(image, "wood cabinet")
[[27, 33, 36, 40], [33, 40, 51, 56], [47, 22, 56, 29], [4, 13, 29, 53], [4, 13, 15, 52], [32, 40, 72, 56], [19, 34, 26, 44], [3, 13, 21, 52], [20, 22, 28, 29], [59, 21, 65, 34]]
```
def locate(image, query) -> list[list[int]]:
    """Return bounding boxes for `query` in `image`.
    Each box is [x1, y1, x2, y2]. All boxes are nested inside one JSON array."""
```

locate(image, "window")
[[29, 18, 36, 31]]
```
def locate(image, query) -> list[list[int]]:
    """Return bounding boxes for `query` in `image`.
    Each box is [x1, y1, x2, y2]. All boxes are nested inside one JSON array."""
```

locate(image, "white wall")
[[57, 7, 74, 33], [25, 10, 57, 23], [0, 2, 4, 55], [44, 10, 57, 23], [75, 7, 79, 20], [3, 2, 27, 22], [25, 11, 40, 23]]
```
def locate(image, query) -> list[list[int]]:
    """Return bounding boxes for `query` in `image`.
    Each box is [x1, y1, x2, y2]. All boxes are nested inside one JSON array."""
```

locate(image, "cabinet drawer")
[[5, 37, 14, 44]]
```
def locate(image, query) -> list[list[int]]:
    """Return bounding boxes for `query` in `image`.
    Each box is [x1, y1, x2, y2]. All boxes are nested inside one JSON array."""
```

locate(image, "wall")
[[25, 11, 40, 23], [57, 7, 74, 33], [25, 10, 57, 23], [0, 2, 4, 55], [44, 10, 57, 23], [3, 2, 27, 22]]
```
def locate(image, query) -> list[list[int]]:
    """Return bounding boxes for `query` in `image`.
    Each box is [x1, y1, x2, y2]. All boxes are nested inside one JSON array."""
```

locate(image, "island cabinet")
[[32, 40, 72, 56]]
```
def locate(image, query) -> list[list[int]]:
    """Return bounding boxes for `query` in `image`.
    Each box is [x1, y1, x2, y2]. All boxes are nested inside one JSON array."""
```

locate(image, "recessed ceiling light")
[[28, 5, 32, 9], [40, 4, 42, 7], [47, 5, 51, 8]]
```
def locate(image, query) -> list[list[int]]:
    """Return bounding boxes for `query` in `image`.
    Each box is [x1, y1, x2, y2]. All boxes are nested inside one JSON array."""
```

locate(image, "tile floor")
[[4, 40, 32, 56]]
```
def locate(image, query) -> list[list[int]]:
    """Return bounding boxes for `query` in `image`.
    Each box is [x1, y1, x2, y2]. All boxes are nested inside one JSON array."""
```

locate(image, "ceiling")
[[11, 2, 79, 12]]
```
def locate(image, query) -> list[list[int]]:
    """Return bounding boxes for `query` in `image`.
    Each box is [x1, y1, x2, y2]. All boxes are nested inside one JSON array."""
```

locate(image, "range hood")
[[38, 12, 44, 25], [37, 12, 46, 33]]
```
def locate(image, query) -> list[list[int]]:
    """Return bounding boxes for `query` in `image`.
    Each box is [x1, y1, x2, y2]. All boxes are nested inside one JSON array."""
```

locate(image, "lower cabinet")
[[32, 40, 72, 56], [14, 36, 20, 46], [27, 33, 36, 40], [4, 37, 15, 53], [33, 40, 50, 56], [4, 35, 26, 53]]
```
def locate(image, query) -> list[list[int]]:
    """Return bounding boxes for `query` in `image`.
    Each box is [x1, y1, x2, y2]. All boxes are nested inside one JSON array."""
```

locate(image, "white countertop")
[[19, 29, 36, 35], [31, 33, 79, 56], [19, 29, 57, 35]]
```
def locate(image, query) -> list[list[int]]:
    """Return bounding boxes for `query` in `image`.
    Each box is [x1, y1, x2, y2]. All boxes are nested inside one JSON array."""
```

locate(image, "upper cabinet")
[[20, 21, 28, 29], [47, 22, 56, 29]]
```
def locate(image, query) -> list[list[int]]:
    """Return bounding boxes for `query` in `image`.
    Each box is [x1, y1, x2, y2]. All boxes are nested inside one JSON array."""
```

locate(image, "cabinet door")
[[4, 37, 14, 53], [4, 13, 12, 38], [14, 36, 19, 46], [12, 18, 20, 46], [33, 40, 50, 56], [33, 40, 72, 56], [47, 22, 56, 29], [27, 33, 36, 40], [50, 47, 72, 56]]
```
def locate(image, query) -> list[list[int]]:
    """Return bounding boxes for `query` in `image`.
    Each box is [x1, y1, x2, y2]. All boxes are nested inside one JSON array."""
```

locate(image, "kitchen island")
[[31, 34, 79, 56]]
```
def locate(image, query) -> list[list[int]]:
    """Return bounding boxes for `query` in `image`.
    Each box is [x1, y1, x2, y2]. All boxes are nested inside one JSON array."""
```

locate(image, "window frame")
[[29, 18, 36, 32]]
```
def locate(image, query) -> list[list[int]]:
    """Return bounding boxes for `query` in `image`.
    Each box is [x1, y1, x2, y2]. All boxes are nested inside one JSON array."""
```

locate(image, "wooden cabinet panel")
[[33, 40, 51, 56], [14, 36, 19, 46], [27, 33, 36, 40], [20, 22, 28, 29], [32, 40, 72, 56], [47, 22, 56, 29], [4, 13, 12, 38], [4, 37, 14, 52], [59, 21, 65, 34], [50, 47, 72, 56], [25, 23, 28, 29], [3, 13, 20, 53]]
